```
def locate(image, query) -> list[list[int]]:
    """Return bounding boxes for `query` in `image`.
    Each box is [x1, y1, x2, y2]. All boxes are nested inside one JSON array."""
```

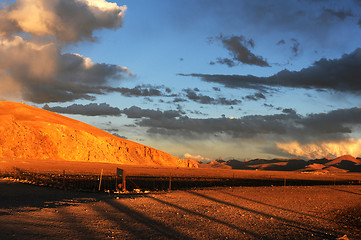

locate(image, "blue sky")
[[2, 0, 361, 161]]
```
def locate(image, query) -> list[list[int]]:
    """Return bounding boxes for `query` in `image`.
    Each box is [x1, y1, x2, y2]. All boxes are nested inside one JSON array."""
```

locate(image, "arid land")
[[0, 178, 360, 240], [1, 101, 361, 239]]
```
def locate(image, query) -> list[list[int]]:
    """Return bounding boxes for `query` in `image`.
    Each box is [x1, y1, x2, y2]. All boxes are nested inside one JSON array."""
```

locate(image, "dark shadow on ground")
[[145, 195, 266, 239], [322, 186, 361, 196], [0, 180, 144, 211], [218, 189, 328, 221], [105, 199, 194, 240], [0, 180, 101, 210], [188, 190, 342, 239]]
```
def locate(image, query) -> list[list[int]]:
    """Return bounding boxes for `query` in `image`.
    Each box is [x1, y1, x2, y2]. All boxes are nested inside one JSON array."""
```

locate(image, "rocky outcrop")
[[0, 101, 197, 168]]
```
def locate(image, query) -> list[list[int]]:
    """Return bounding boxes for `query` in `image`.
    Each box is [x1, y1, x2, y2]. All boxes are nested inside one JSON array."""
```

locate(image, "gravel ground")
[[0, 179, 360, 239]]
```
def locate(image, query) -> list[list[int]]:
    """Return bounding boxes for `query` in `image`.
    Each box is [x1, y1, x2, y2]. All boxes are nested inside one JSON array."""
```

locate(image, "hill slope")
[[0, 101, 196, 168]]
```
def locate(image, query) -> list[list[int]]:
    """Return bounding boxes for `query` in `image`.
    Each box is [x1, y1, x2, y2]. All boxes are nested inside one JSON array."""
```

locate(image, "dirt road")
[[0, 179, 360, 239]]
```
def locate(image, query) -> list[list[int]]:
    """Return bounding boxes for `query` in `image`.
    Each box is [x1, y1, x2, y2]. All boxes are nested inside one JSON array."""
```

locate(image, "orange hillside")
[[0, 101, 197, 168]]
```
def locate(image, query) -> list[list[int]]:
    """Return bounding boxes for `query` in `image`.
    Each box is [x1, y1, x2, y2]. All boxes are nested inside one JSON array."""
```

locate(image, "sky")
[[1, 0, 361, 161]]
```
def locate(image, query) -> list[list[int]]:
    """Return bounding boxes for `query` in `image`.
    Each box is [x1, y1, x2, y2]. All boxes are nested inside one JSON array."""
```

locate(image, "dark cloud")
[[172, 98, 188, 103], [105, 128, 119, 132], [183, 88, 241, 105], [321, 8, 353, 21], [264, 103, 275, 108], [178, 73, 270, 91], [291, 38, 301, 57], [180, 48, 361, 93], [112, 133, 128, 139], [114, 85, 163, 97], [213, 87, 221, 92], [282, 108, 297, 114], [121, 106, 183, 120], [0, 39, 131, 103], [243, 92, 266, 101], [264, 103, 282, 111], [99, 85, 175, 98], [277, 39, 286, 45], [211, 35, 270, 67], [298, 107, 361, 135], [140, 114, 295, 139], [138, 107, 361, 143], [43, 102, 121, 116]]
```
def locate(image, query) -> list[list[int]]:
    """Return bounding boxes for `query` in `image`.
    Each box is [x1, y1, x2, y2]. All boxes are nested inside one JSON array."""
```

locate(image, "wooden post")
[[117, 168, 126, 192], [98, 169, 103, 191], [115, 174, 118, 191], [63, 170, 66, 190], [283, 177, 286, 189], [168, 176, 172, 192], [122, 170, 126, 192], [232, 173, 235, 191]]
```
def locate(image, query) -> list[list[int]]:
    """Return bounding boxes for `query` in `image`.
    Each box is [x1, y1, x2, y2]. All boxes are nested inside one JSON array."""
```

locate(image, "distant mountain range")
[[199, 155, 361, 173]]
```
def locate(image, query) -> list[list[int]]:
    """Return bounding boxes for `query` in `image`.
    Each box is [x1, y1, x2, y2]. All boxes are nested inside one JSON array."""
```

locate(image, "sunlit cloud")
[[276, 138, 361, 159], [0, 0, 131, 103], [183, 153, 212, 162], [1, 0, 126, 42]]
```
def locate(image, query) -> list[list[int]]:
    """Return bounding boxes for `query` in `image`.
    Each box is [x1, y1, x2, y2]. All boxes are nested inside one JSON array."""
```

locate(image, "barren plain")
[[1, 179, 360, 240]]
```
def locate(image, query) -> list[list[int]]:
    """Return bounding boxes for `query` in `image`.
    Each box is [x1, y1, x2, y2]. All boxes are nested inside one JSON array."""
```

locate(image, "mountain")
[[324, 155, 361, 172], [200, 155, 361, 172], [0, 101, 197, 168]]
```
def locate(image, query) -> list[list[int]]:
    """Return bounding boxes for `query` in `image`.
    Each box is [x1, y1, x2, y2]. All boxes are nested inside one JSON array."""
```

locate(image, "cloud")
[[138, 106, 361, 158], [140, 114, 297, 139], [282, 108, 296, 114], [43, 102, 121, 116], [243, 92, 266, 101], [0, 0, 126, 42], [112, 133, 128, 139], [183, 88, 241, 105], [211, 35, 270, 67], [109, 85, 173, 97], [290, 38, 301, 57], [172, 97, 188, 103], [178, 73, 270, 91], [180, 48, 361, 93], [320, 8, 353, 22], [276, 138, 361, 159], [0, 37, 131, 103], [0, 0, 131, 104], [183, 153, 212, 162], [121, 106, 183, 120], [277, 39, 286, 45], [138, 107, 361, 145]]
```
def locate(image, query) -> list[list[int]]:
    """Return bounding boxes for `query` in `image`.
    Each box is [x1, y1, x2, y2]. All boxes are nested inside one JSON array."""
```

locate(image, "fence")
[[1, 167, 360, 193]]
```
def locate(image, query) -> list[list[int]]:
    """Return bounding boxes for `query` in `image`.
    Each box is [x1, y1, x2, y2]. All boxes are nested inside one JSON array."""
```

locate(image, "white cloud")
[[183, 153, 212, 162], [1, 0, 127, 42], [80, 0, 126, 12]]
